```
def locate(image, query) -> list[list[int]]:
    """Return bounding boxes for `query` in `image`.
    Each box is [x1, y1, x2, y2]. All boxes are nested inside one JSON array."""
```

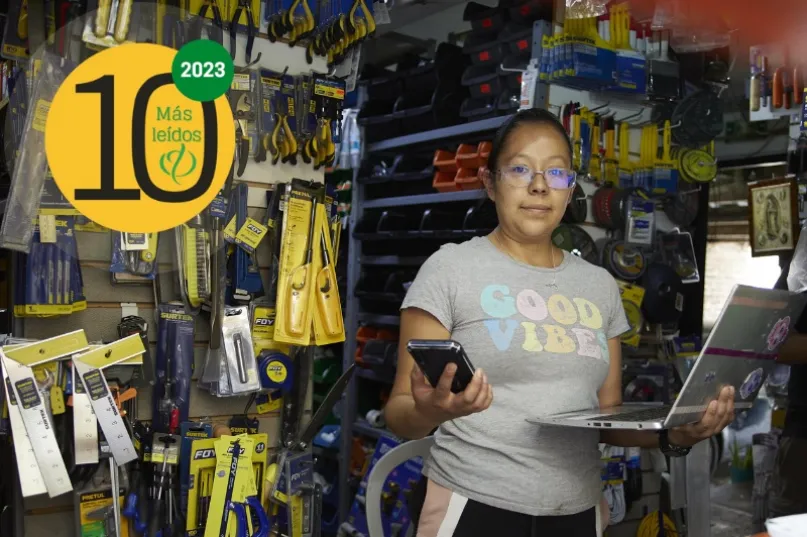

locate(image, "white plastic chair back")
[[365, 437, 436, 537], [364, 436, 603, 537]]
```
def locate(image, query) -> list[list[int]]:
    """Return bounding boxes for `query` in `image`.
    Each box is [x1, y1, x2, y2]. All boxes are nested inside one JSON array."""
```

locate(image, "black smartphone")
[[406, 339, 476, 394]]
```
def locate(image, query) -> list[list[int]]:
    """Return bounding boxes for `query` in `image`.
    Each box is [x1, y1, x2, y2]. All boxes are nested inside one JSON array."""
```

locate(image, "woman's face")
[[486, 122, 574, 241]]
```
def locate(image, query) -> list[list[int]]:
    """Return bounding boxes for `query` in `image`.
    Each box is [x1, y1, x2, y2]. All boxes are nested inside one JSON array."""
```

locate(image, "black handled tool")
[[230, 0, 256, 63]]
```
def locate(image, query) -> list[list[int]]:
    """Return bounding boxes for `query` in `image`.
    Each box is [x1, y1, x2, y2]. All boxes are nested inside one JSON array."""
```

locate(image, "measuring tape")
[[621, 299, 645, 346], [72, 335, 146, 466], [676, 147, 717, 183], [605, 241, 647, 281], [1, 363, 47, 497], [1, 330, 90, 498], [72, 360, 99, 465]]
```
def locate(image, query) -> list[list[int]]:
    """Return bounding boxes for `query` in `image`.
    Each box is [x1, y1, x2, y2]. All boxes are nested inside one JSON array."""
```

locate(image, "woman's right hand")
[[410, 363, 493, 424]]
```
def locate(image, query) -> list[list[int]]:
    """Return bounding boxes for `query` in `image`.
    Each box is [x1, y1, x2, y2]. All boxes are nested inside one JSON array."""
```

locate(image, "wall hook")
[[615, 109, 644, 124]]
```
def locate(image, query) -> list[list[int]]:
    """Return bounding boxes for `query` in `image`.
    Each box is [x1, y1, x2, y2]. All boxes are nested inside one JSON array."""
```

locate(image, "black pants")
[[409, 477, 597, 537]]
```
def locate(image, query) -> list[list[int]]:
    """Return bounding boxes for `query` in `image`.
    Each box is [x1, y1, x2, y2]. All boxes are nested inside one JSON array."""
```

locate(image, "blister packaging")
[[153, 304, 195, 434], [0, 52, 71, 252], [565, 0, 608, 19], [221, 306, 260, 395]]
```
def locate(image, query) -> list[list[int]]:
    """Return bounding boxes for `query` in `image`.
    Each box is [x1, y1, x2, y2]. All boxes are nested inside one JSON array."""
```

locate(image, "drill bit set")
[[14, 215, 87, 317]]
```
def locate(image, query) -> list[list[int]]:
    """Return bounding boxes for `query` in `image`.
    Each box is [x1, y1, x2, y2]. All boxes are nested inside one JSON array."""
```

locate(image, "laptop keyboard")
[[587, 406, 672, 422]]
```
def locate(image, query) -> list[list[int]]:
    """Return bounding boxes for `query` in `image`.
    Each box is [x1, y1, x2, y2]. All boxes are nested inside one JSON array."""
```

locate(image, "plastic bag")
[[565, 0, 607, 19], [652, 0, 731, 52], [787, 225, 807, 292], [0, 52, 72, 252]]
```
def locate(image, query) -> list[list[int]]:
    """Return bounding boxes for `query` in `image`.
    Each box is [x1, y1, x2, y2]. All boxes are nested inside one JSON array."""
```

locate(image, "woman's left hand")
[[668, 386, 737, 448]]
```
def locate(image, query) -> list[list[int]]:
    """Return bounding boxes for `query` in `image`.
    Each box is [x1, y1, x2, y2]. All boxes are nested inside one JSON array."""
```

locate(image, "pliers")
[[235, 94, 254, 177], [229, 496, 271, 537], [193, 0, 224, 44], [231, 0, 256, 64]]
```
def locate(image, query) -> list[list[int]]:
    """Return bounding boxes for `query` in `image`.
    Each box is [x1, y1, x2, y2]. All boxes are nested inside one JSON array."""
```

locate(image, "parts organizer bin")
[[433, 171, 459, 192], [464, 1, 509, 33], [499, 23, 534, 58], [509, 0, 552, 24], [358, 45, 469, 142], [396, 44, 470, 134], [359, 154, 436, 199], [353, 201, 496, 245], [460, 97, 498, 120], [355, 268, 417, 301], [455, 168, 484, 190], [462, 64, 503, 99]]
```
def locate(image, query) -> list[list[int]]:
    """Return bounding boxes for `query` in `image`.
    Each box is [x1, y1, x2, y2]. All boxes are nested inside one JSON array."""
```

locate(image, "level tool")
[[72, 335, 146, 466], [1, 330, 91, 497], [1, 362, 47, 497]]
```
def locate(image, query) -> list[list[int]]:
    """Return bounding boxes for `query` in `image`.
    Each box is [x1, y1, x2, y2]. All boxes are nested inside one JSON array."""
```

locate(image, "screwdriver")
[[148, 436, 176, 537]]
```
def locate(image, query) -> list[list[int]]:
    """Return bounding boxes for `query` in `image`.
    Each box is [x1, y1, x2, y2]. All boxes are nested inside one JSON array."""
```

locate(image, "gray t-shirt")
[[401, 236, 630, 516]]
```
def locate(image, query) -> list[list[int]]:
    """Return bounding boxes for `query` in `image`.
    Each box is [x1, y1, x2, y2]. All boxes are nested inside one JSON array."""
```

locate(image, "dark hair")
[[487, 108, 573, 175]]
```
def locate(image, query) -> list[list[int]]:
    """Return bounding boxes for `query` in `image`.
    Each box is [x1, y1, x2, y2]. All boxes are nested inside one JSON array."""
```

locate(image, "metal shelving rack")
[[338, 114, 515, 521]]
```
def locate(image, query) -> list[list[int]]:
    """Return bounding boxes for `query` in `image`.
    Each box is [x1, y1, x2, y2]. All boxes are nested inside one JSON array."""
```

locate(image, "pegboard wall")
[[18, 186, 313, 532]]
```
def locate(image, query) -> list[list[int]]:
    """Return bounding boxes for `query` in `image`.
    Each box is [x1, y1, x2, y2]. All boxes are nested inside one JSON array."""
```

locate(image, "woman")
[[385, 108, 736, 536]]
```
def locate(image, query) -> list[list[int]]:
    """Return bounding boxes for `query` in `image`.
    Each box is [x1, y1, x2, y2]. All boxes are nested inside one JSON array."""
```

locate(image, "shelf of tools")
[[746, 42, 807, 223], [339, 1, 724, 535], [0, 0, 375, 536]]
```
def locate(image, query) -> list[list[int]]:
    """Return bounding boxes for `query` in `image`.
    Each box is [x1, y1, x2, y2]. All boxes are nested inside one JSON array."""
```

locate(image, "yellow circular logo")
[[266, 362, 288, 383], [45, 43, 235, 233]]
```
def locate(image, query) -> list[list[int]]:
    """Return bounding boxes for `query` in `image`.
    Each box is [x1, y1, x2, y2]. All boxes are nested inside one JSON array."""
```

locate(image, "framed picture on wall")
[[748, 178, 800, 257]]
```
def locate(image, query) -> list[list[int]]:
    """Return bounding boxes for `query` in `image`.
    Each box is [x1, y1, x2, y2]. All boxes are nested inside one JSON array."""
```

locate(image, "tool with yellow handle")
[[653, 120, 677, 193], [270, 114, 287, 166], [572, 109, 582, 171], [316, 227, 343, 337], [95, 0, 111, 37], [114, 0, 133, 42], [278, 111, 298, 165], [604, 118, 618, 186], [313, 118, 335, 170], [618, 122, 633, 188], [18, 0, 28, 40], [590, 117, 602, 182], [287, 200, 317, 336]]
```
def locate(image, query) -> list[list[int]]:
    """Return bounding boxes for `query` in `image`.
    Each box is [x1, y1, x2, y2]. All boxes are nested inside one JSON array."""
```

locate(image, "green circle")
[[171, 40, 234, 102]]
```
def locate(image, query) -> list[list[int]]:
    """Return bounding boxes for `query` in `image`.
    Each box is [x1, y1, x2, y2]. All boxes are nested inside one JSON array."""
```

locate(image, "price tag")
[[1, 365, 47, 497], [39, 215, 57, 244], [373, 1, 391, 24], [223, 216, 237, 243], [234, 217, 268, 253], [122, 232, 149, 251], [72, 335, 146, 465], [72, 363, 99, 465]]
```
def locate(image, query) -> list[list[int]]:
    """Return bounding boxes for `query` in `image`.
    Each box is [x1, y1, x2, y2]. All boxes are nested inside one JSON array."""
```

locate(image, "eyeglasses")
[[497, 165, 577, 190]]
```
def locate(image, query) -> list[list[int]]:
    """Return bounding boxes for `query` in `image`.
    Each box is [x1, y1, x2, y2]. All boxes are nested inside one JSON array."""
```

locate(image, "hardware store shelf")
[[363, 189, 487, 209], [366, 115, 513, 153], [353, 419, 398, 440], [356, 368, 395, 384], [357, 313, 401, 326]]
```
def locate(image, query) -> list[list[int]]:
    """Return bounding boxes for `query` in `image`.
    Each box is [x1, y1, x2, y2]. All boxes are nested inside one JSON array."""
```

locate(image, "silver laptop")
[[527, 285, 807, 430]]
